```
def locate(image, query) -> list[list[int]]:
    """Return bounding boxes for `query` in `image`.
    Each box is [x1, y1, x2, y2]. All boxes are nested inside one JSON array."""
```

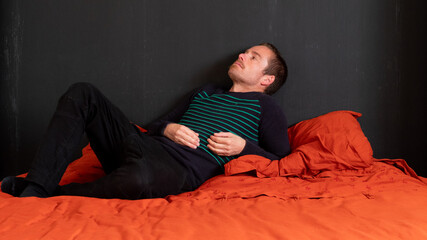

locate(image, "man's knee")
[[59, 82, 102, 105], [66, 82, 95, 96]]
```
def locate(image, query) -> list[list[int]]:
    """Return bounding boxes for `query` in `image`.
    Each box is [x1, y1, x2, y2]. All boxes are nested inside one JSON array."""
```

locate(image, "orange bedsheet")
[[1, 111, 427, 239], [1, 144, 427, 240]]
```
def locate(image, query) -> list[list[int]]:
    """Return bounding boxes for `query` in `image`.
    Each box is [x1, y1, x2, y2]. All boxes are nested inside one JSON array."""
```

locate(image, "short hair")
[[259, 43, 288, 95]]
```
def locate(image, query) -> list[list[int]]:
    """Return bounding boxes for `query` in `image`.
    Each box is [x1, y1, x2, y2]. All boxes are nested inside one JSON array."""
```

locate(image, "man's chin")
[[227, 71, 242, 84], [228, 65, 240, 75], [227, 68, 236, 80]]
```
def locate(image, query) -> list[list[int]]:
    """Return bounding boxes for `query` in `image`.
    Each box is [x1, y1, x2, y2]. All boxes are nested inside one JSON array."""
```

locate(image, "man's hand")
[[207, 132, 246, 156], [164, 123, 200, 149]]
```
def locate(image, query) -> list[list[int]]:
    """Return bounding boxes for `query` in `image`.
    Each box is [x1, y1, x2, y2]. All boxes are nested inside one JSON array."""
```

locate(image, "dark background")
[[1, 0, 426, 178]]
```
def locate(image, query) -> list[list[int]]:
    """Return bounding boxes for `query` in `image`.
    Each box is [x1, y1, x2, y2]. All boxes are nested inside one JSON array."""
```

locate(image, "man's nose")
[[238, 53, 245, 61]]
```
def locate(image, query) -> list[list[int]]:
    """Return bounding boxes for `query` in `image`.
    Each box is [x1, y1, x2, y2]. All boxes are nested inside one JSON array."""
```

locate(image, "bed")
[[1, 110, 426, 239]]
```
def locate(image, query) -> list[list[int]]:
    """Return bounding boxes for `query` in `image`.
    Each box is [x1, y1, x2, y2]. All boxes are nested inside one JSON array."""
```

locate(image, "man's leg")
[[56, 132, 191, 199], [21, 82, 139, 197]]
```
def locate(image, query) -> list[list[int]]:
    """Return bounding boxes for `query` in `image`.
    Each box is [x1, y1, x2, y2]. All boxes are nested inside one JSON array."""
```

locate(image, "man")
[[1, 43, 291, 199]]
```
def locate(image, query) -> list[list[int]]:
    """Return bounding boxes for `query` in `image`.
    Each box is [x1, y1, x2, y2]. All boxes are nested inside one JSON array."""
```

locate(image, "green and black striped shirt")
[[179, 90, 262, 165], [147, 85, 290, 186]]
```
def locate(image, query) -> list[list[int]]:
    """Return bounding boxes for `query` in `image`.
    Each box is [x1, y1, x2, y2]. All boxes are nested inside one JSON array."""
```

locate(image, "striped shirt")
[[147, 85, 290, 187], [179, 90, 262, 166]]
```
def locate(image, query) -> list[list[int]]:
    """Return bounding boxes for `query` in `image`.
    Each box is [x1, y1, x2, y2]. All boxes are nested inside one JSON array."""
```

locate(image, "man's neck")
[[229, 84, 263, 93]]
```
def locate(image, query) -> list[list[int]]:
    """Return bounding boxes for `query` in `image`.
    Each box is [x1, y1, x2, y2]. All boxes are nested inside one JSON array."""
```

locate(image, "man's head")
[[228, 43, 287, 95]]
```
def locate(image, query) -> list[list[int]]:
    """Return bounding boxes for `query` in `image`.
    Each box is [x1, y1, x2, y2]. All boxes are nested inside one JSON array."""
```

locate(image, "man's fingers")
[[176, 125, 197, 137], [208, 132, 246, 156], [183, 128, 199, 146], [213, 132, 232, 137], [164, 123, 200, 149], [178, 130, 199, 149], [207, 141, 227, 156], [209, 135, 230, 145], [207, 138, 230, 156], [183, 127, 199, 141], [181, 136, 199, 149], [207, 138, 219, 148], [207, 137, 227, 148]]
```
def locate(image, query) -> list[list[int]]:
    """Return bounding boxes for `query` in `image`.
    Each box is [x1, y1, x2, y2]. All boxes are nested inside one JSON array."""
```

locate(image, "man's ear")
[[260, 75, 275, 87]]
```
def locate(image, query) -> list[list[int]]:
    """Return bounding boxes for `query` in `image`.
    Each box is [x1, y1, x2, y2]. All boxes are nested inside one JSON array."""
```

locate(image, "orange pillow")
[[282, 110, 374, 175], [225, 111, 374, 177]]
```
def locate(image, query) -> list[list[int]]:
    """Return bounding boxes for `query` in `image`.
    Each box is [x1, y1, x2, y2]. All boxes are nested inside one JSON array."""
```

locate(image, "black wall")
[[1, 0, 426, 178]]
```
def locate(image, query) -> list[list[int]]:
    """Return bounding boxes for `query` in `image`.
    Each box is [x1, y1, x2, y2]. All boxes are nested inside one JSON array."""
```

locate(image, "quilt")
[[1, 111, 426, 240]]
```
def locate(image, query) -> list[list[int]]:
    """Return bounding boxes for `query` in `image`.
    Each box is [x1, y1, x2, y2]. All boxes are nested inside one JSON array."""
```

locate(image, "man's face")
[[228, 45, 274, 88]]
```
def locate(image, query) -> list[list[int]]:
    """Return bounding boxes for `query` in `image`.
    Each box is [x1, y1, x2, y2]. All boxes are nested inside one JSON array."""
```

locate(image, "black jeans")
[[26, 82, 190, 199]]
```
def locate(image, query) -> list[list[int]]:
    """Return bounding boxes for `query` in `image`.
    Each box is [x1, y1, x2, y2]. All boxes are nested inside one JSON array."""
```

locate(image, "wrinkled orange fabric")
[[1, 144, 427, 240], [1, 111, 427, 240], [226, 111, 374, 177]]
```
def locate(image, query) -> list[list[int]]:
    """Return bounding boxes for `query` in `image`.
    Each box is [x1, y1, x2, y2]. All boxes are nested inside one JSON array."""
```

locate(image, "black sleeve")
[[238, 96, 291, 160]]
